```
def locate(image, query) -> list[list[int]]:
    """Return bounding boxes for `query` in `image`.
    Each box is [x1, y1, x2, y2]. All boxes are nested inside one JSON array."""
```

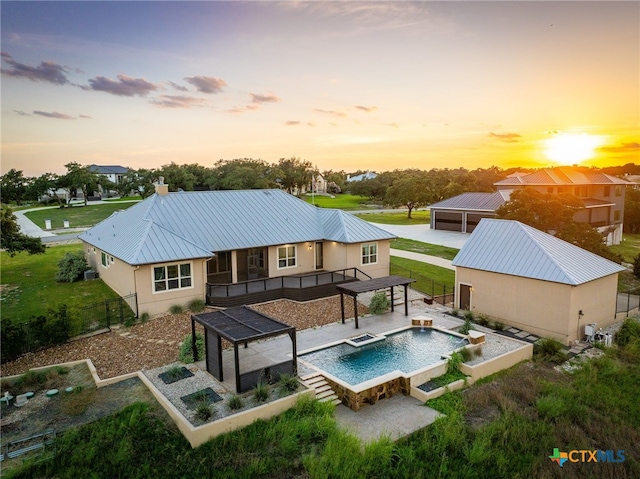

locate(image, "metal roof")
[[429, 192, 508, 211], [192, 306, 294, 344], [336, 275, 414, 296], [89, 164, 129, 175], [495, 168, 629, 186], [452, 219, 624, 285], [79, 189, 395, 265]]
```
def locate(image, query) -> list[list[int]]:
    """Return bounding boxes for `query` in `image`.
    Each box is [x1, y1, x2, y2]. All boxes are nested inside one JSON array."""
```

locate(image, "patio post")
[[234, 343, 241, 393], [290, 331, 298, 376], [353, 294, 359, 329], [340, 292, 345, 324], [191, 317, 198, 362], [390, 286, 395, 312], [404, 285, 409, 316]]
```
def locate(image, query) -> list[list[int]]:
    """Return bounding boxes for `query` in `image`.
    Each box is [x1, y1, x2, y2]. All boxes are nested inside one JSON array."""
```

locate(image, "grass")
[[391, 237, 459, 260], [9, 341, 640, 479], [356, 210, 430, 225], [302, 193, 370, 210], [610, 233, 640, 264], [390, 256, 455, 289], [24, 203, 136, 230], [1, 244, 120, 323], [103, 196, 142, 202]]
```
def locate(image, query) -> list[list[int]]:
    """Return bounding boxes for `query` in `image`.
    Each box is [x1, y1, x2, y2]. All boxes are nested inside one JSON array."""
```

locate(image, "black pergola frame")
[[191, 306, 297, 393], [336, 275, 415, 328]]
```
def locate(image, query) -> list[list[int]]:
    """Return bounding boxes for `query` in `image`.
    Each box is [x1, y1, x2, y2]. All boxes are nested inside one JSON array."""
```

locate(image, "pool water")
[[299, 328, 467, 386]]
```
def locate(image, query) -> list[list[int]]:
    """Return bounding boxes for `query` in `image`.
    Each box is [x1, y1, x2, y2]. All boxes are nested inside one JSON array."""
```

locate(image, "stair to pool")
[[301, 373, 342, 406]]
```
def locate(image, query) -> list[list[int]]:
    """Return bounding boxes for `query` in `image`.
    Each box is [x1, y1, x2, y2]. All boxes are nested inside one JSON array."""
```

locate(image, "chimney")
[[155, 176, 169, 196]]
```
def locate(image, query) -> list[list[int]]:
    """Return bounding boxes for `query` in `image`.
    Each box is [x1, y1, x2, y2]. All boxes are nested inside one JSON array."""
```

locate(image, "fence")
[[617, 288, 640, 316], [390, 264, 455, 306], [1, 294, 137, 363]]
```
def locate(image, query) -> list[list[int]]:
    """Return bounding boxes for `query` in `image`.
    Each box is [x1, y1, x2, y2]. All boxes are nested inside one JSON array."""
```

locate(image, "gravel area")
[[1, 296, 368, 380]]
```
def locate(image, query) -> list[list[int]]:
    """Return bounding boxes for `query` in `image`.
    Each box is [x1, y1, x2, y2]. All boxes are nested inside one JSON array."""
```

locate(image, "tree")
[[61, 162, 101, 206], [624, 188, 640, 234], [276, 157, 314, 195], [633, 253, 640, 279], [211, 159, 279, 190], [0, 204, 46, 256], [0, 169, 28, 205], [28, 173, 63, 205], [157, 162, 198, 191], [384, 171, 432, 218], [116, 168, 158, 198]]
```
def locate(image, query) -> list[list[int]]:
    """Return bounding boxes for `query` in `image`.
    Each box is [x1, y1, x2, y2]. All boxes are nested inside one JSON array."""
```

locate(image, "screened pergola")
[[336, 275, 415, 328], [191, 306, 297, 393]]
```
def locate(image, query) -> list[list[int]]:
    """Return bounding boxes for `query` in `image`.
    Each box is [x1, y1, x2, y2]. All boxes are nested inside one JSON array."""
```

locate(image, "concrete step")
[[319, 394, 341, 406], [304, 377, 328, 388], [300, 372, 323, 381], [317, 389, 337, 400], [314, 384, 332, 394]]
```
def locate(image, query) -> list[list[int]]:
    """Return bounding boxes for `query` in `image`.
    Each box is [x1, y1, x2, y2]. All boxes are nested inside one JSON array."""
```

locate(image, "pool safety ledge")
[[345, 332, 386, 347]]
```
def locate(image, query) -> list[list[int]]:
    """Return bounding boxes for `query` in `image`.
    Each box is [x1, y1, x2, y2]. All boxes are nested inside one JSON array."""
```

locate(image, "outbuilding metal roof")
[[429, 192, 509, 211], [79, 189, 395, 265], [452, 219, 624, 286]]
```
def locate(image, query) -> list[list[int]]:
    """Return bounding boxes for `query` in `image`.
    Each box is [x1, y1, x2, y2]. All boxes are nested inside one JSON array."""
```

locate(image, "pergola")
[[336, 275, 415, 328], [191, 306, 297, 393]]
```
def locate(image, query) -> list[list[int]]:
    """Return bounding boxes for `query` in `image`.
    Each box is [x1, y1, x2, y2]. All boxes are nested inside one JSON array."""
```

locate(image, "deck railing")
[[206, 268, 371, 301]]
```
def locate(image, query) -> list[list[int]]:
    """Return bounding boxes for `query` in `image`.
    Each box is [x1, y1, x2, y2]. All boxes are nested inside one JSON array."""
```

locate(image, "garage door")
[[466, 214, 493, 233], [434, 211, 463, 232]]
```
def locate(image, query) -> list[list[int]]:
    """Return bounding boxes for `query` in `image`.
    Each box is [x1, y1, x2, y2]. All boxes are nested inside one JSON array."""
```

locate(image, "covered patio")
[[336, 275, 415, 328], [191, 306, 297, 393]]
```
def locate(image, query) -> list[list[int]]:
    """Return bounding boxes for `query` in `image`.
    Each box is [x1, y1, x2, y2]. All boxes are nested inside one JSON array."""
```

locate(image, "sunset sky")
[[1, 1, 638, 177]]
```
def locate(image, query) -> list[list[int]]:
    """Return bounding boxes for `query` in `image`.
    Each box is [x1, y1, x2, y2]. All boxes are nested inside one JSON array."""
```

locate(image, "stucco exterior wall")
[[320, 240, 391, 278], [83, 242, 136, 298], [456, 267, 619, 344], [134, 259, 208, 317]]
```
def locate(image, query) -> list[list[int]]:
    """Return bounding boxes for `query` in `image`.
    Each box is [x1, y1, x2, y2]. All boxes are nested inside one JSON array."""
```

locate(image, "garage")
[[433, 211, 463, 231], [465, 213, 493, 233]]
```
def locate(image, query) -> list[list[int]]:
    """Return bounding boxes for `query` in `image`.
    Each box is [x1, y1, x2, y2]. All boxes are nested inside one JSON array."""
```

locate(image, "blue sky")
[[2, 1, 638, 176]]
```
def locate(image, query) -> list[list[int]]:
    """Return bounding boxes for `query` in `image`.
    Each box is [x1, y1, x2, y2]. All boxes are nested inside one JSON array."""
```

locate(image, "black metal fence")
[[1, 294, 137, 363], [617, 288, 640, 316], [390, 264, 455, 306]]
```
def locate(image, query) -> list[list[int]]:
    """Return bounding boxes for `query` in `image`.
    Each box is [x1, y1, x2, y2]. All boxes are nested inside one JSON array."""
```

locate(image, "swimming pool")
[[299, 328, 468, 386]]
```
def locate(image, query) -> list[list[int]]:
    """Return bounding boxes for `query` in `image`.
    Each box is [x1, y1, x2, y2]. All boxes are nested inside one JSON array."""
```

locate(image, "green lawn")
[[391, 238, 459, 260], [103, 196, 142, 202], [390, 256, 455, 293], [610, 233, 640, 263], [24, 203, 135, 230], [356, 211, 430, 225], [301, 194, 370, 210], [1, 245, 119, 323]]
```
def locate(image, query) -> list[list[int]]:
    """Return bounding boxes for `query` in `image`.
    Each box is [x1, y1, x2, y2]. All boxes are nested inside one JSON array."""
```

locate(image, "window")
[[154, 262, 192, 292], [101, 252, 112, 268], [603, 186, 611, 197], [277, 245, 297, 269], [361, 242, 378, 265], [615, 186, 623, 197], [614, 210, 621, 222]]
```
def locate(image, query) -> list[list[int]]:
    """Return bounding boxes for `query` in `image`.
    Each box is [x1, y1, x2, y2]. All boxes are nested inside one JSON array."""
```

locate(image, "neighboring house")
[[494, 168, 630, 245], [79, 184, 396, 316], [428, 191, 511, 233], [311, 173, 328, 194], [89, 164, 129, 197], [452, 219, 625, 345], [347, 171, 377, 182], [429, 167, 630, 245]]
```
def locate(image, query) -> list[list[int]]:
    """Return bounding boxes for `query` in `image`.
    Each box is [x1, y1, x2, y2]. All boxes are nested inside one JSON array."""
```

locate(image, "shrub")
[[474, 346, 483, 357], [450, 308, 459, 317], [459, 347, 472, 362], [55, 252, 88, 283], [534, 338, 566, 363], [463, 310, 474, 321], [447, 351, 463, 374], [492, 321, 505, 331], [615, 317, 640, 347], [459, 318, 474, 335], [166, 365, 184, 380], [253, 381, 269, 403], [140, 312, 150, 323], [633, 253, 640, 279], [369, 292, 390, 315], [195, 402, 213, 421], [476, 314, 490, 326], [169, 304, 184, 314], [228, 394, 243, 410], [278, 374, 299, 395], [178, 333, 205, 363], [188, 299, 206, 313]]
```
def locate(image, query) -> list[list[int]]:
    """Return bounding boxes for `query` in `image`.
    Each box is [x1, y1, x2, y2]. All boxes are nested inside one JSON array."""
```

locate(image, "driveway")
[[370, 223, 469, 250]]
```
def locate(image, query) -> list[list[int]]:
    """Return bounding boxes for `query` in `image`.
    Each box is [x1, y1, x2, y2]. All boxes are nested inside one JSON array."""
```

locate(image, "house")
[[428, 191, 510, 233], [429, 167, 630, 245], [347, 171, 377, 182], [89, 165, 128, 185], [79, 183, 396, 316], [452, 218, 625, 345]]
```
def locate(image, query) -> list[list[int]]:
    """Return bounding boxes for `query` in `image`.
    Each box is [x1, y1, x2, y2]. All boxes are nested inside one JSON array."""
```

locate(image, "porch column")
[[404, 285, 409, 316], [234, 343, 241, 393], [390, 286, 395, 313], [353, 294, 359, 329], [340, 292, 345, 324], [231, 250, 238, 283]]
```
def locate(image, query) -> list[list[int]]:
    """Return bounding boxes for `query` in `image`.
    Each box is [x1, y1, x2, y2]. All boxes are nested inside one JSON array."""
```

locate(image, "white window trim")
[[101, 251, 113, 268], [277, 245, 297, 270], [152, 261, 194, 294], [361, 242, 378, 266]]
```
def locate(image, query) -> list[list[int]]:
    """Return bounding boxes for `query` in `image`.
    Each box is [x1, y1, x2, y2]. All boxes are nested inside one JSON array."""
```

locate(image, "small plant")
[[124, 315, 135, 327], [451, 308, 459, 317], [459, 318, 474, 335], [55, 252, 88, 283], [166, 365, 184, 380], [195, 401, 213, 421], [278, 374, 299, 394], [169, 304, 184, 314], [188, 299, 206, 313], [140, 312, 150, 322], [463, 310, 474, 321], [492, 321, 505, 331], [253, 381, 269, 403], [459, 347, 472, 362], [178, 332, 205, 363], [476, 314, 490, 326], [228, 394, 243, 410], [447, 351, 463, 374], [369, 292, 391, 315], [534, 338, 566, 364], [615, 317, 640, 347], [474, 346, 483, 357]]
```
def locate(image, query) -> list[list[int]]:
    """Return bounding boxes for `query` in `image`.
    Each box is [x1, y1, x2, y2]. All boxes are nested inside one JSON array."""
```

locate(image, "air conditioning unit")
[[84, 270, 96, 281]]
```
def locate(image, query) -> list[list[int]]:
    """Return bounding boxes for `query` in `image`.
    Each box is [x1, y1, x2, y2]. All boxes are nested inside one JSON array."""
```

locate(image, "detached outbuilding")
[[452, 219, 624, 344]]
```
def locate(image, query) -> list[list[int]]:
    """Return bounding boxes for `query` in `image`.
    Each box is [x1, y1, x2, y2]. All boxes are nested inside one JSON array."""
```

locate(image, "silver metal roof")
[[452, 219, 624, 285], [79, 189, 395, 265], [429, 192, 507, 211], [495, 168, 630, 186]]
